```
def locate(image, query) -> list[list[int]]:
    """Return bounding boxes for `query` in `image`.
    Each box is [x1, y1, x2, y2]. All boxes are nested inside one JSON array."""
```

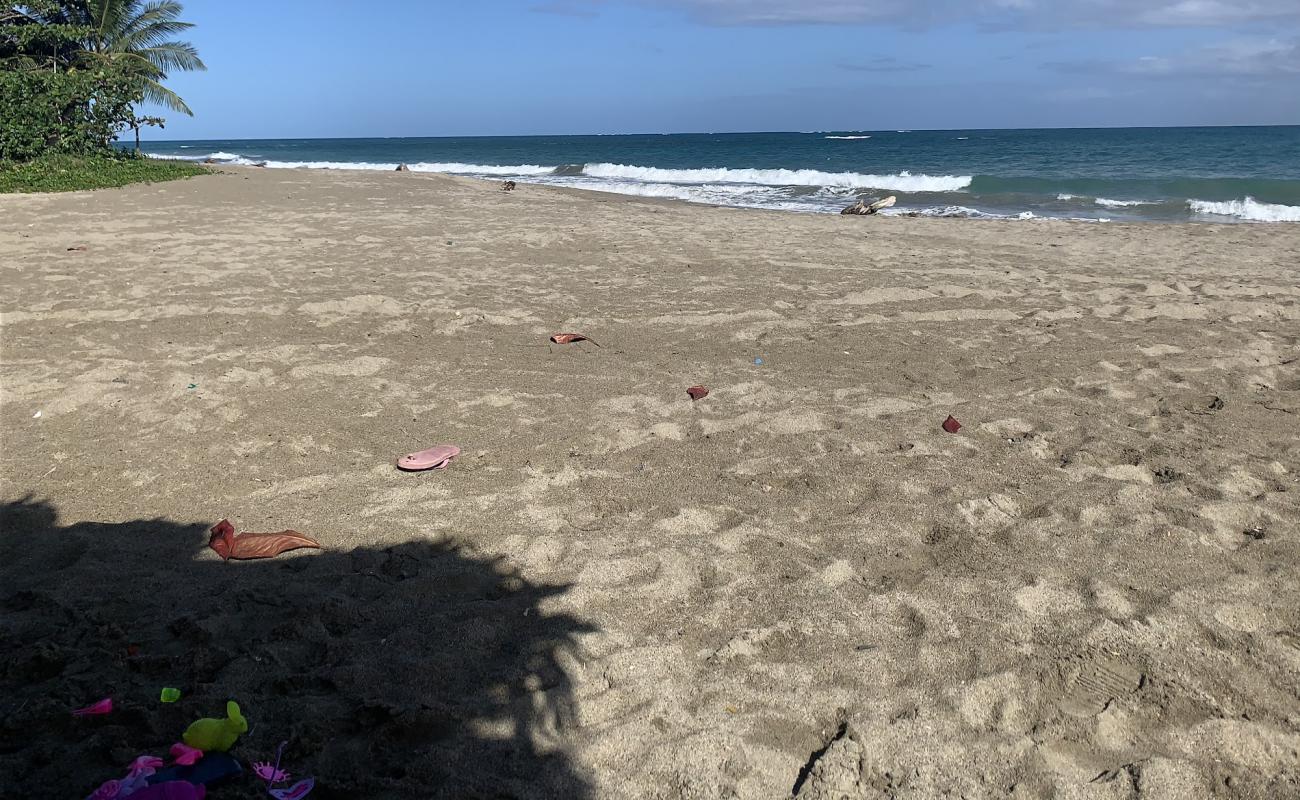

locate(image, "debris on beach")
[[208, 520, 321, 561], [502, 180, 516, 191], [550, 333, 600, 346], [67, 245, 88, 251], [687, 386, 709, 401], [396, 444, 461, 471], [395, 163, 410, 172], [841, 195, 897, 215], [255, 742, 316, 800], [183, 701, 247, 752], [942, 415, 963, 433], [268, 778, 314, 800], [168, 743, 203, 766], [149, 752, 242, 788], [73, 697, 114, 717]]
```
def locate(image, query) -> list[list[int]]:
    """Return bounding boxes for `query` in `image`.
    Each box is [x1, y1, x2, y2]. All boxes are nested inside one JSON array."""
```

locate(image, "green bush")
[[0, 67, 143, 161], [0, 153, 207, 193]]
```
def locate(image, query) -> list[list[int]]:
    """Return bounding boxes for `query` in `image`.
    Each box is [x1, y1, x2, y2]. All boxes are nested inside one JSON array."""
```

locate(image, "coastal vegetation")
[[0, 0, 205, 192]]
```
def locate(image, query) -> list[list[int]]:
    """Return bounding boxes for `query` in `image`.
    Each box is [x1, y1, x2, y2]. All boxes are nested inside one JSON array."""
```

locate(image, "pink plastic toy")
[[269, 779, 314, 800], [73, 697, 114, 717], [169, 742, 204, 766], [256, 742, 314, 799], [253, 763, 291, 783], [87, 779, 121, 800], [126, 782, 206, 800]]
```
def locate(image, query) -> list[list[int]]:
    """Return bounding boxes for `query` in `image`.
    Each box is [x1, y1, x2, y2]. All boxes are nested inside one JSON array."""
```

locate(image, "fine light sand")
[[2, 167, 1300, 799]]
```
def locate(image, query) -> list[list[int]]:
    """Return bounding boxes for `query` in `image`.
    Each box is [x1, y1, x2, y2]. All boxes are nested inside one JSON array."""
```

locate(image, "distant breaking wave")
[[825, 135, 872, 140], [1189, 197, 1300, 222], [1057, 193, 1162, 208], [581, 163, 972, 191]]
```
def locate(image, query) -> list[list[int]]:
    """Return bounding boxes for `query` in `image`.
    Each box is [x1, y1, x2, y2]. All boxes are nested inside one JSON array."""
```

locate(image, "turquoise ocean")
[[140, 126, 1300, 223]]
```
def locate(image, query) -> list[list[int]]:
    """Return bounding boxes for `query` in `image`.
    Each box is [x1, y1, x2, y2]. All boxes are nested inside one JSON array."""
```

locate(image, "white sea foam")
[[1057, 193, 1080, 200], [581, 163, 971, 191], [824, 135, 871, 140], [207, 151, 243, 160], [1188, 197, 1300, 222], [1094, 197, 1156, 208]]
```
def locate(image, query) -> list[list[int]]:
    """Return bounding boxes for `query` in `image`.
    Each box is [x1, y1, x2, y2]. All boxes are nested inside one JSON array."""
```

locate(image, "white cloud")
[[641, 0, 1300, 28], [1051, 36, 1300, 77]]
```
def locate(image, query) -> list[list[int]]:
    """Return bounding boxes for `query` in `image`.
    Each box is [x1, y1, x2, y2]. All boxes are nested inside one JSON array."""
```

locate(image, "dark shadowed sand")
[[2, 167, 1300, 799]]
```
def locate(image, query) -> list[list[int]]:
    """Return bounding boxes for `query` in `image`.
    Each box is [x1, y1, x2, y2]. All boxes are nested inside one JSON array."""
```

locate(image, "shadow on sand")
[[0, 497, 595, 799]]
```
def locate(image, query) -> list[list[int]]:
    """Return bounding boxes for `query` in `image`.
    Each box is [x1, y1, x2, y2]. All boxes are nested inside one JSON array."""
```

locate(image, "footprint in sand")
[[1058, 658, 1143, 718]]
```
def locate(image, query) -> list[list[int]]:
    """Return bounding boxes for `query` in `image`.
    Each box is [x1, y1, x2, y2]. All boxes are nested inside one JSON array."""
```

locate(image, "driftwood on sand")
[[841, 195, 897, 216]]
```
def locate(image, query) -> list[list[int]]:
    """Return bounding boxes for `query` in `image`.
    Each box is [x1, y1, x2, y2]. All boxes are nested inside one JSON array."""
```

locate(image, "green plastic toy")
[[161, 687, 181, 703], [182, 701, 247, 752]]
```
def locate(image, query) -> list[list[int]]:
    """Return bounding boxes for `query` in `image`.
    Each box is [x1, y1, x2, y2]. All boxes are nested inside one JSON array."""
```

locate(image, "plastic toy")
[[253, 763, 290, 783], [148, 753, 242, 787], [73, 697, 113, 717], [269, 779, 314, 800], [169, 743, 203, 766], [127, 782, 206, 800], [182, 701, 247, 752]]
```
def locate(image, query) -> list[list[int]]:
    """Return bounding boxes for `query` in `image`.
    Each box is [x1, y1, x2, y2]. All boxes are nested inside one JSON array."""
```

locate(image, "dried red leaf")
[[686, 386, 709, 401], [209, 519, 321, 561], [942, 415, 962, 433], [550, 333, 600, 346]]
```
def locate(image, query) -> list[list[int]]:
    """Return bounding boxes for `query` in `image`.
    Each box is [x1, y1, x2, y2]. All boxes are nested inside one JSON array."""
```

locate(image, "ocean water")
[[140, 127, 1300, 223]]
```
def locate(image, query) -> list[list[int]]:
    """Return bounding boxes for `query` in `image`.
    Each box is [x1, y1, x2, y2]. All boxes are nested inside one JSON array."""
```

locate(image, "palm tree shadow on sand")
[[0, 497, 595, 799]]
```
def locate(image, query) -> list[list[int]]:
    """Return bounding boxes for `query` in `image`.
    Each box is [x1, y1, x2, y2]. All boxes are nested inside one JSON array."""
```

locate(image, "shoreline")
[[3, 165, 1299, 798]]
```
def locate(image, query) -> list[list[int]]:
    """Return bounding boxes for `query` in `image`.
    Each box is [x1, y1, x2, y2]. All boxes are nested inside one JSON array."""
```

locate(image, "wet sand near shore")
[[2, 166, 1300, 799]]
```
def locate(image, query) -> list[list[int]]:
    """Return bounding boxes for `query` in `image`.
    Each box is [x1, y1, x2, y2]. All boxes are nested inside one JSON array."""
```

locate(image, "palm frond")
[[141, 77, 193, 115]]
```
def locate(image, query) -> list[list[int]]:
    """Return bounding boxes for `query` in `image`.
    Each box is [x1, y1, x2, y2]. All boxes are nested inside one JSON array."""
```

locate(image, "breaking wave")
[[1188, 197, 1300, 222], [581, 163, 972, 191]]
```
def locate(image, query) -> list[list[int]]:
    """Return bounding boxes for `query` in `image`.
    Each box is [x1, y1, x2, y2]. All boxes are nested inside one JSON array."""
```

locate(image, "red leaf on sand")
[[686, 386, 709, 401], [942, 415, 962, 433], [550, 333, 600, 346], [73, 697, 113, 716], [209, 519, 322, 561]]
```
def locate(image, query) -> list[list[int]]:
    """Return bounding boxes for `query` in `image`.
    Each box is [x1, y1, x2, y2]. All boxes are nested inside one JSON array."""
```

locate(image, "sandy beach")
[[3, 166, 1300, 799]]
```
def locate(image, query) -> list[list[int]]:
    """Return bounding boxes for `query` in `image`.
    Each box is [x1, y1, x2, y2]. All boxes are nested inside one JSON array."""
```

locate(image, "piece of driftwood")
[[841, 195, 897, 215]]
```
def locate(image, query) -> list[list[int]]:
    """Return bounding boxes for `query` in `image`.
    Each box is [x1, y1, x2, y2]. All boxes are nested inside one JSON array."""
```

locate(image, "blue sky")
[[149, 0, 1300, 138]]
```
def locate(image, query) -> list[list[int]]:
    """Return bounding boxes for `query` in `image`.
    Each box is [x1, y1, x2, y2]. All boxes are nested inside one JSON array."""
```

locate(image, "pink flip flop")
[[397, 444, 461, 471]]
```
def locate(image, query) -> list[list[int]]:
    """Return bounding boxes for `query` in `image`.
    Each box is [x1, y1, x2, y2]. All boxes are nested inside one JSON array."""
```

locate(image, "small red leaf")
[[550, 333, 600, 346], [73, 697, 113, 716], [209, 519, 321, 560], [942, 415, 962, 433], [686, 386, 709, 400]]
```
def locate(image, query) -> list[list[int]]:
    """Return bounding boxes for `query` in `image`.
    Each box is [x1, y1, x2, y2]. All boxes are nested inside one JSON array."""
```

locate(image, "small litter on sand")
[[687, 386, 709, 401], [67, 245, 88, 251], [33, 410, 41, 418], [73, 697, 113, 717], [208, 520, 322, 561], [942, 415, 963, 433], [397, 444, 460, 471], [550, 333, 600, 346], [753, 357, 764, 366]]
